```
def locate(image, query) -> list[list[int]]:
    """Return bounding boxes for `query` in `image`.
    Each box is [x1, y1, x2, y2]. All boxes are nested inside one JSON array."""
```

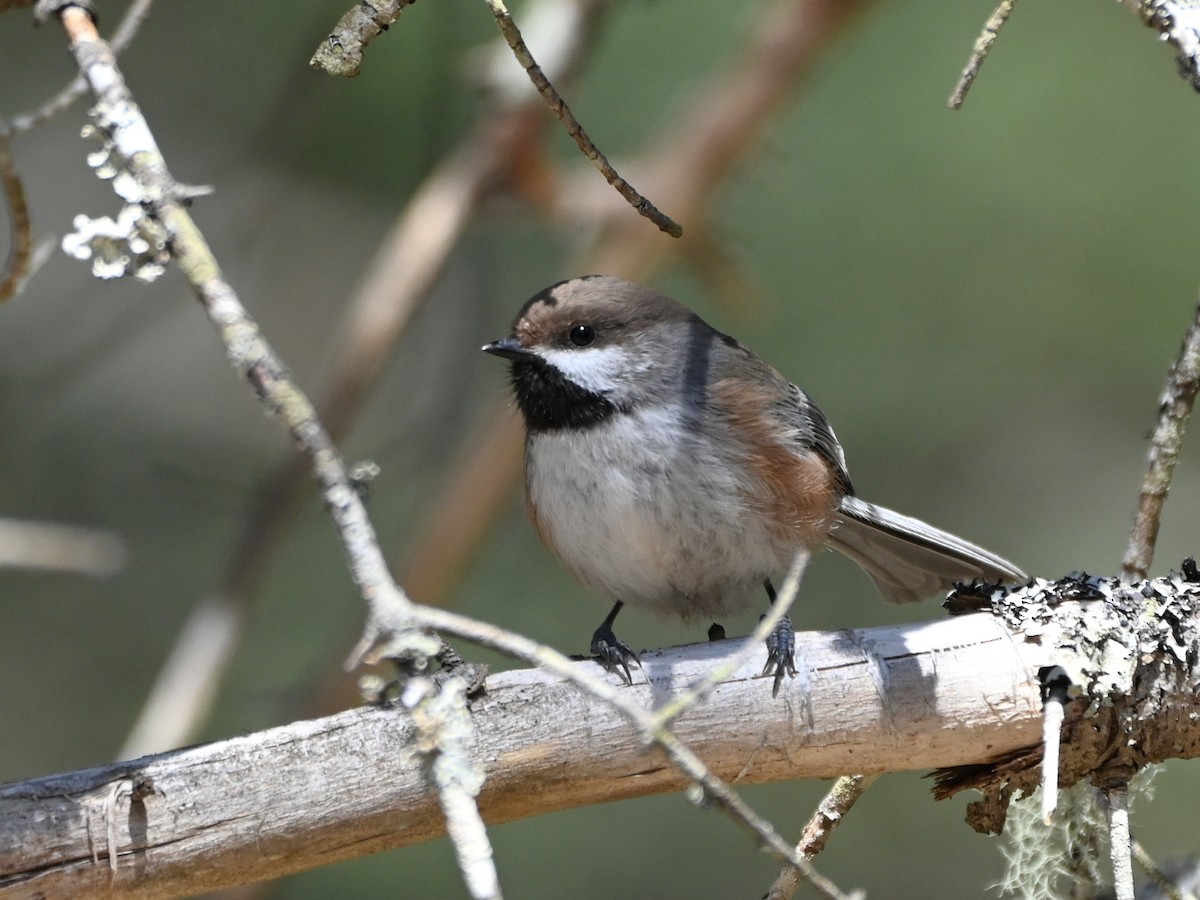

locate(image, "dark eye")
[[568, 324, 595, 347]]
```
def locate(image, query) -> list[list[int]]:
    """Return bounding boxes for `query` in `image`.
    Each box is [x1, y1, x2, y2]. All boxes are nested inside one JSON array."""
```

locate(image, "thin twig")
[[0, 126, 32, 301], [1039, 664, 1072, 824], [765, 773, 879, 900], [10, 0, 157, 134], [948, 0, 1018, 110], [1121, 301, 1200, 581], [481, 0, 682, 237], [1132, 838, 1193, 900]]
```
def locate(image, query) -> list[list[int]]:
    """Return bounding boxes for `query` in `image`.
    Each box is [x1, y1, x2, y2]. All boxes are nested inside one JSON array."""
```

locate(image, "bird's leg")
[[590, 600, 641, 685], [761, 578, 798, 697]]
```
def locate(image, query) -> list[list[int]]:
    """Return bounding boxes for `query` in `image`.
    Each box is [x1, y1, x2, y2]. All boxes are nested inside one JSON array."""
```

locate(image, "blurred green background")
[[3, 0, 1200, 896]]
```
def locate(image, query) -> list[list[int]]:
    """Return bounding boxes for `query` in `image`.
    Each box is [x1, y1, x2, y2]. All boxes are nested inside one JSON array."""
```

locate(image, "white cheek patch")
[[539, 345, 628, 395]]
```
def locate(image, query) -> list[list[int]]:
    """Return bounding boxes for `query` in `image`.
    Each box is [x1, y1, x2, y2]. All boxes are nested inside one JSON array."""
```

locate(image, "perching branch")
[[6, 576, 1200, 898], [0, 613, 1037, 898]]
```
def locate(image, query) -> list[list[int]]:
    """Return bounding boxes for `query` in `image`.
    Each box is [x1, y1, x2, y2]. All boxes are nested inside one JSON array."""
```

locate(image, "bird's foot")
[[761, 614, 797, 698], [590, 622, 641, 685]]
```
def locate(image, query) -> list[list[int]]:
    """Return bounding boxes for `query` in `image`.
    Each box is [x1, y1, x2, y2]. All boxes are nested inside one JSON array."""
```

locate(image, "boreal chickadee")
[[484, 275, 1025, 693]]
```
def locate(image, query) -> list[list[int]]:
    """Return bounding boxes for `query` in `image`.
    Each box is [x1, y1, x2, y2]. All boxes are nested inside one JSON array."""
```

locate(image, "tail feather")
[[829, 495, 1026, 604]]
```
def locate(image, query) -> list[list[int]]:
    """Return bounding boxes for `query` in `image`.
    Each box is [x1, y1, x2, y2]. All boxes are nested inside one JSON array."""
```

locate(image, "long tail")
[[827, 495, 1026, 604]]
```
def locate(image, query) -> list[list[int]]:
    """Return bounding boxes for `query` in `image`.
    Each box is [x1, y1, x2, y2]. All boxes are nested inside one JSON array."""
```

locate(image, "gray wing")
[[783, 382, 854, 496], [830, 496, 1028, 603]]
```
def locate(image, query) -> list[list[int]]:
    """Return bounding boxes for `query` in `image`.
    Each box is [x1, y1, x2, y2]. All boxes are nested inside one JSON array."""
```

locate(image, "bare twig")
[[309, 0, 417, 77], [481, 0, 682, 237], [1041, 693, 1064, 823], [765, 773, 879, 900], [1121, 301, 1200, 581], [584, 0, 871, 276], [947, 0, 1018, 110], [1132, 838, 1193, 900], [0, 127, 31, 301]]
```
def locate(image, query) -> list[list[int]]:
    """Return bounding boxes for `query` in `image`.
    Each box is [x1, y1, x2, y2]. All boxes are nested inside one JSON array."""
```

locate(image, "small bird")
[[484, 275, 1025, 693]]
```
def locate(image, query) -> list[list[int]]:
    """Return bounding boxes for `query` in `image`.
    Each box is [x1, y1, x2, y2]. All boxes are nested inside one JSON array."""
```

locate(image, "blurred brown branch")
[[0, 128, 31, 302]]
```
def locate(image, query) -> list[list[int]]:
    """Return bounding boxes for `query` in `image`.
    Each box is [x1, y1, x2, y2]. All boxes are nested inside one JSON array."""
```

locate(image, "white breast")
[[526, 406, 807, 619]]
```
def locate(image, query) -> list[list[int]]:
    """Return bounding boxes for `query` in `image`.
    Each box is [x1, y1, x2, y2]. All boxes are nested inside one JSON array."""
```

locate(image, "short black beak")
[[482, 335, 535, 361]]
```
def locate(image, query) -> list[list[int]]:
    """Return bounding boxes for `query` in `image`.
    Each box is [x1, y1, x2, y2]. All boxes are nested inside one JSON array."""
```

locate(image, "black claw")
[[590, 622, 641, 685], [761, 614, 797, 698], [707, 622, 726, 642]]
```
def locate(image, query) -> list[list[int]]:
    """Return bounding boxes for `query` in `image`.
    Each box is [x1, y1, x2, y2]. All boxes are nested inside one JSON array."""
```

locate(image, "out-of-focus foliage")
[[2, 0, 1199, 896]]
